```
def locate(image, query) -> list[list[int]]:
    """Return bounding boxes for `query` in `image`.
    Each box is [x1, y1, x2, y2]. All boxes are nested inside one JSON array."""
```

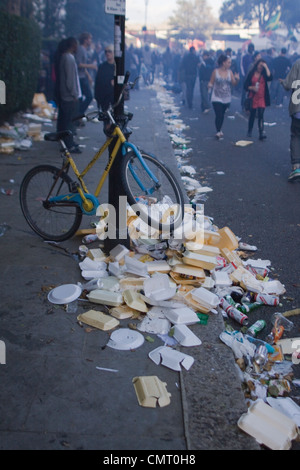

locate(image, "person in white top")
[[208, 54, 240, 140]]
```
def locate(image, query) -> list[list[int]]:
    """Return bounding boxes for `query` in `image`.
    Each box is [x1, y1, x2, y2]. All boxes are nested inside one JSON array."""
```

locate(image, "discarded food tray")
[[172, 324, 202, 347], [237, 399, 299, 450], [107, 328, 145, 350], [77, 310, 119, 331], [149, 346, 194, 371], [164, 306, 199, 325], [132, 375, 171, 408], [48, 284, 82, 305]]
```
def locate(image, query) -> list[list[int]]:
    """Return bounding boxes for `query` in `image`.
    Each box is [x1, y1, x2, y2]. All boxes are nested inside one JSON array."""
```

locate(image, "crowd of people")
[[52, 34, 300, 181]]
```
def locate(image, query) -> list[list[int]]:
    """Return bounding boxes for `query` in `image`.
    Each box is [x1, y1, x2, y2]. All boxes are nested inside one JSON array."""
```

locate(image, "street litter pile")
[[47, 197, 300, 447], [44, 82, 299, 449], [153, 82, 213, 204], [0, 93, 55, 154], [150, 83, 300, 449]]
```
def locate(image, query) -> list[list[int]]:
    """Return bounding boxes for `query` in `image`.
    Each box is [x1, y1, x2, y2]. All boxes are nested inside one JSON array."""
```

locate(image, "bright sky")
[[126, 0, 224, 27]]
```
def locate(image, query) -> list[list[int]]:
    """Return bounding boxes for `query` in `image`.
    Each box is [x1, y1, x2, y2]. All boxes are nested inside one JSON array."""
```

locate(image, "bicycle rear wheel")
[[20, 164, 82, 241], [121, 150, 185, 232]]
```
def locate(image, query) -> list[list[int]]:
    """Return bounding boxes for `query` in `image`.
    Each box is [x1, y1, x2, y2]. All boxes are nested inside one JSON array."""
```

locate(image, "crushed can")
[[220, 298, 249, 326], [254, 345, 268, 367], [252, 293, 280, 306], [246, 320, 266, 337]]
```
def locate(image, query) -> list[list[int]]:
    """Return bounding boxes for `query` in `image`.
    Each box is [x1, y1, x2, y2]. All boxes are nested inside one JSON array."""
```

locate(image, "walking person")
[[280, 58, 300, 181], [240, 43, 255, 110], [208, 54, 239, 140], [54, 37, 82, 153], [180, 46, 200, 109], [270, 48, 291, 107], [244, 59, 272, 140], [94, 45, 115, 112], [75, 32, 97, 115], [198, 50, 215, 113]]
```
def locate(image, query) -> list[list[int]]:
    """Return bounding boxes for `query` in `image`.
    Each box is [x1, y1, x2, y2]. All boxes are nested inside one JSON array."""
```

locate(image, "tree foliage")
[[169, 0, 218, 40], [0, 9, 41, 121], [0, 0, 114, 41], [280, 0, 300, 30], [33, 0, 66, 38], [64, 0, 113, 42], [220, 0, 300, 31]]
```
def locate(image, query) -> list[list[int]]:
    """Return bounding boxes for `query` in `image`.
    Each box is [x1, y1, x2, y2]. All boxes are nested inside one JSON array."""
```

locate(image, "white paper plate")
[[107, 328, 144, 350], [48, 284, 82, 304]]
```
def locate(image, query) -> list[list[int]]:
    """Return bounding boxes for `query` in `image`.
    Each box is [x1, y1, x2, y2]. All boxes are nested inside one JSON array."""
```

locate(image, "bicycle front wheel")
[[121, 150, 185, 232], [20, 165, 82, 241]]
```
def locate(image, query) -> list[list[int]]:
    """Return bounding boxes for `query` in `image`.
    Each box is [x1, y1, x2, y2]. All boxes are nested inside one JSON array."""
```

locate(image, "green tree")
[[0, 0, 34, 16], [64, 0, 113, 42], [33, 0, 65, 38], [280, 0, 300, 30], [219, 0, 300, 31], [169, 0, 218, 40]]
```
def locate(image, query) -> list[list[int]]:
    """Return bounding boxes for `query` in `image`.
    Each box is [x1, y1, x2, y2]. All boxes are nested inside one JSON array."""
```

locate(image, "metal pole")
[[104, 14, 130, 252]]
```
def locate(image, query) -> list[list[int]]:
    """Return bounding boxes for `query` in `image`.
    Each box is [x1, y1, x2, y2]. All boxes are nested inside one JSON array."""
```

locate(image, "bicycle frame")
[[49, 123, 161, 216]]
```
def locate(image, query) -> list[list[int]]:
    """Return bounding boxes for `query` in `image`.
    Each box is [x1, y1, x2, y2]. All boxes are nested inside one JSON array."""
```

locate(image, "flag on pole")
[[265, 11, 281, 31]]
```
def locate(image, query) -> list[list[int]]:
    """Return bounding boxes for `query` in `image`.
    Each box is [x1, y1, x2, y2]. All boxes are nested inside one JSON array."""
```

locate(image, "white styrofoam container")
[[87, 289, 123, 307], [149, 346, 194, 371], [124, 256, 149, 277], [109, 244, 130, 262], [143, 274, 176, 302], [164, 306, 199, 325], [81, 270, 109, 280], [172, 324, 202, 347], [237, 399, 299, 450], [191, 287, 219, 308]]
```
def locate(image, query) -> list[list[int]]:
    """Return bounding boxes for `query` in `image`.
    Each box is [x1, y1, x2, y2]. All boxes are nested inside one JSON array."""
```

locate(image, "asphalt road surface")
[[171, 81, 300, 435]]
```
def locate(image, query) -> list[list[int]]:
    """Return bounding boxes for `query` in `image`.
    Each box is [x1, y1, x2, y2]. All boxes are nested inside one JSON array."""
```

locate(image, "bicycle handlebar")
[[72, 72, 140, 127]]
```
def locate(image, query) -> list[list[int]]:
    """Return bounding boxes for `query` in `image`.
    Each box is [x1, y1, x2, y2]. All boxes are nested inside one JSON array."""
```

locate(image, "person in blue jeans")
[[199, 51, 215, 113], [280, 59, 300, 182], [271, 48, 291, 107], [54, 37, 82, 153], [75, 32, 97, 115]]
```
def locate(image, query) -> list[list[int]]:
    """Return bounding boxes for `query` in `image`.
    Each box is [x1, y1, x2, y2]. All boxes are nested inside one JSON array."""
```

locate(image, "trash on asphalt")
[[237, 399, 299, 450], [132, 375, 171, 408], [77, 310, 119, 331], [235, 140, 254, 147], [31, 93, 56, 120], [107, 328, 144, 350], [149, 346, 194, 371], [41, 81, 299, 438]]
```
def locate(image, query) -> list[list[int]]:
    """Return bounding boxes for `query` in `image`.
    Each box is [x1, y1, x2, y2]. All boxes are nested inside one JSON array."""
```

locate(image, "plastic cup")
[[272, 313, 294, 332], [66, 299, 78, 313]]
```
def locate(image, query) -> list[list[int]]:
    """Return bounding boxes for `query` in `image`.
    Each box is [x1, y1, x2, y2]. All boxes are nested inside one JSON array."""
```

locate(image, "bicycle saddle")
[[44, 130, 72, 142]]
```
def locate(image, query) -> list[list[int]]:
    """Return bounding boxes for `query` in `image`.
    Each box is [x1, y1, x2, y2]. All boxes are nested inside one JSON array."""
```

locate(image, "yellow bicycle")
[[20, 77, 185, 241]]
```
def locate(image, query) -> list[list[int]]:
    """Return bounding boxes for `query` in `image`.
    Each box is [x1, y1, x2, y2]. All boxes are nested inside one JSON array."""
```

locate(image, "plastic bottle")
[[245, 334, 275, 354], [254, 345, 268, 368], [266, 312, 294, 344], [246, 320, 266, 337], [219, 298, 249, 326]]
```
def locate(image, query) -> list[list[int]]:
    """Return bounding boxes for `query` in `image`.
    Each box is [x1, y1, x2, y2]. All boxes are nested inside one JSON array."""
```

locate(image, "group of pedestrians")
[[54, 33, 115, 153], [176, 43, 300, 182], [52, 34, 300, 182]]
